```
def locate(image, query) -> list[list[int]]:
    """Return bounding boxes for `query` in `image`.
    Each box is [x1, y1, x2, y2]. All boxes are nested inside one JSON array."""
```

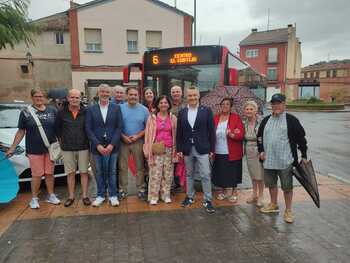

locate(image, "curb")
[[326, 173, 350, 184]]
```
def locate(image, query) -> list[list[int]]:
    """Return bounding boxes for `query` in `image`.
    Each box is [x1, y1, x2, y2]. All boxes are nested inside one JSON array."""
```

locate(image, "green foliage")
[[307, 96, 322, 104], [0, 0, 37, 49]]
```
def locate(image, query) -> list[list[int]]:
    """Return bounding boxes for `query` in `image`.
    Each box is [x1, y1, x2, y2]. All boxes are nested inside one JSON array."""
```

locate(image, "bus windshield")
[[145, 64, 221, 97]]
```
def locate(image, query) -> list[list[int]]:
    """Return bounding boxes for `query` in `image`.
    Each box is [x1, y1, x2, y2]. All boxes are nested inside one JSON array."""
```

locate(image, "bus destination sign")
[[144, 46, 222, 69], [169, 52, 198, 64], [151, 52, 198, 66]]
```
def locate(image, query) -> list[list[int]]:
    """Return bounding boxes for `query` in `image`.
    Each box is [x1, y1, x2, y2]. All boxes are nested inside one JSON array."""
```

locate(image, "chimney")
[[70, 1, 80, 9], [251, 28, 258, 33], [287, 24, 295, 34]]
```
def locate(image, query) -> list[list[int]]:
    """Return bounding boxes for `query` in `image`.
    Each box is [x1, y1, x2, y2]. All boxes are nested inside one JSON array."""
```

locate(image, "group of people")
[[6, 83, 307, 223]]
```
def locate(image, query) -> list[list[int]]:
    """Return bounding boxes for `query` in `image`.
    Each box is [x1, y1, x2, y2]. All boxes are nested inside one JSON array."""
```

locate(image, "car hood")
[[0, 128, 25, 147]]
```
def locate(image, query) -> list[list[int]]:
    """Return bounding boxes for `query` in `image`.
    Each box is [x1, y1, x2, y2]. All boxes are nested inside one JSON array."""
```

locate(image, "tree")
[[0, 0, 37, 49]]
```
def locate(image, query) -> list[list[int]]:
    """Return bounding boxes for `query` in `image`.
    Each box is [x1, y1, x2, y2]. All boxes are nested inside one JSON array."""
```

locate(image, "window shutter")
[[146, 31, 162, 48], [127, 30, 138, 41], [85, 29, 102, 44]]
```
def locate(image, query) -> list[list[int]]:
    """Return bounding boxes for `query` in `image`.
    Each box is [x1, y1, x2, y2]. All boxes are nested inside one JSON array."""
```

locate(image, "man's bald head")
[[68, 88, 81, 97], [67, 88, 81, 108]]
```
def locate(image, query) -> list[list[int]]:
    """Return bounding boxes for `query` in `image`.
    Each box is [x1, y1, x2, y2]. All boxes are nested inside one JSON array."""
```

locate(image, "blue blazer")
[[176, 105, 216, 155], [85, 103, 122, 154]]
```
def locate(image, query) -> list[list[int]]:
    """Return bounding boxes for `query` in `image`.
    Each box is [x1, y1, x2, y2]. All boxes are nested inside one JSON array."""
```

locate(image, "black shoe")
[[181, 197, 194, 207], [203, 200, 215, 214], [64, 198, 74, 207], [119, 191, 127, 200], [138, 191, 146, 201]]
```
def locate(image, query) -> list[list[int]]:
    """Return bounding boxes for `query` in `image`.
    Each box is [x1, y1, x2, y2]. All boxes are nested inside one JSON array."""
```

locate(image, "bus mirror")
[[123, 67, 130, 84], [229, 68, 238, 86]]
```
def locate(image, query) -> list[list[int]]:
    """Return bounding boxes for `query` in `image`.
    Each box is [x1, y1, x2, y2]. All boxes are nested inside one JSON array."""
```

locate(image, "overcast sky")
[[28, 0, 350, 66]]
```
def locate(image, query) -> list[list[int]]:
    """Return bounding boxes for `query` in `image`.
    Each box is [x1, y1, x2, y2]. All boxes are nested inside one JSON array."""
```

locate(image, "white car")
[[0, 103, 65, 182]]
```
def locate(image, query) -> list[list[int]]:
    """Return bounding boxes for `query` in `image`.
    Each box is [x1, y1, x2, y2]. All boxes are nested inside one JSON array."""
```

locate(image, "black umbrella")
[[47, 88, 68, 100], [292, 160, 320, 208]]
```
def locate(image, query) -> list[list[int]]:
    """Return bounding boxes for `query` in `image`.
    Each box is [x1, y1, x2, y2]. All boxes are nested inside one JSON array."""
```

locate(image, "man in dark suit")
[[85, 84, 122, 207], [176, 86, 216, 213]]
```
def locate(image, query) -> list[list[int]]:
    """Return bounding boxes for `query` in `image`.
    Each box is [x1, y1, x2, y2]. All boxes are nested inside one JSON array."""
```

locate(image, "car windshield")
[[0, 106, 24, 128]]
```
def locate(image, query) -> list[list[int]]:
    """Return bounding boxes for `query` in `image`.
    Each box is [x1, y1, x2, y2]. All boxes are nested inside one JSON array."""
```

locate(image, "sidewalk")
[[0, 174, 350, 263]]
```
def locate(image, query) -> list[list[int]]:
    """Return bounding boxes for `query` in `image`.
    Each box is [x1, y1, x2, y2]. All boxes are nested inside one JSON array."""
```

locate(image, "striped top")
[[263, 112, 293, 169]]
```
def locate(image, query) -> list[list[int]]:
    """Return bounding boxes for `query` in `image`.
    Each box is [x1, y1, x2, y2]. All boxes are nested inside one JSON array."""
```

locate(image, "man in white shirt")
[[176, 86, 216, 213]]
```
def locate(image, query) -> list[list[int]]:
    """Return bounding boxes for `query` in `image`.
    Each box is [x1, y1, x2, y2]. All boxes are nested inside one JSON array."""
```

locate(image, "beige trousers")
[[118, 140, 145, 193]]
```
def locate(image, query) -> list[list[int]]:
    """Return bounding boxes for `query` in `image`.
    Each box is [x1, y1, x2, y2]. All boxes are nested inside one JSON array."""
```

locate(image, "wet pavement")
[[1, 175, 350, 263], [291, 111, 350, 182]]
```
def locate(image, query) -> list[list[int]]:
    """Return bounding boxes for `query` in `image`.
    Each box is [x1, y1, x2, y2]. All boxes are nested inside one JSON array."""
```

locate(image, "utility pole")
[[267, 8, 270, 31], [194, 0, 197, 46]]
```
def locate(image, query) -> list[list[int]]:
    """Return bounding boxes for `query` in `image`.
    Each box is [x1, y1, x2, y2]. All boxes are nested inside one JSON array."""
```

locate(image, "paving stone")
[[1, 200, 350, 263]]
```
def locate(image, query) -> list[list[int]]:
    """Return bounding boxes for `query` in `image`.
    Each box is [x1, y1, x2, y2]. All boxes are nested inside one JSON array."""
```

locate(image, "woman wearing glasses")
[[143, 95, 177, 205]]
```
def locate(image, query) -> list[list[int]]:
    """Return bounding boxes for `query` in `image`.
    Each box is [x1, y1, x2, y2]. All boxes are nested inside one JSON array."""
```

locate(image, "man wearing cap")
[[257, 93, 307, 223]]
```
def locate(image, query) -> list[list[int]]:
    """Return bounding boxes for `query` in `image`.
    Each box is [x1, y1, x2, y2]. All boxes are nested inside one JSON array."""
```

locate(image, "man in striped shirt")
[[257, 93, 307, 224]]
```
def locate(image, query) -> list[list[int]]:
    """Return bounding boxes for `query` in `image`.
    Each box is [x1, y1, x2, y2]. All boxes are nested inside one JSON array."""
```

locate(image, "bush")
[[307, 97, 322, 104]]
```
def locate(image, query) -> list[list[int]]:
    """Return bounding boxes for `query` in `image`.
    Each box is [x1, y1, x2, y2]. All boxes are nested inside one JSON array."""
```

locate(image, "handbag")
[[151, 141, 166, 155], [27, 106, 62, 161]]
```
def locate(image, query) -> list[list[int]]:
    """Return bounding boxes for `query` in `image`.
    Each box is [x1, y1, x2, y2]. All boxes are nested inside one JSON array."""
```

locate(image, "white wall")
[[72, 71, 141, 92], [77, 0, 185, 66]]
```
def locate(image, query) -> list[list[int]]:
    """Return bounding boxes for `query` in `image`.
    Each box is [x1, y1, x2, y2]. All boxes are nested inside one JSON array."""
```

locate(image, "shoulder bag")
[[27, 106, 62, 161]]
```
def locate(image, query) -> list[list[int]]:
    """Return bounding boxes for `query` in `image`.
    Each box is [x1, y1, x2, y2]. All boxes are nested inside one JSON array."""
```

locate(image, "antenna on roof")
[[218, 37, 221, 45], [267, 8, 270, 31], [174, 0, 177, 8]]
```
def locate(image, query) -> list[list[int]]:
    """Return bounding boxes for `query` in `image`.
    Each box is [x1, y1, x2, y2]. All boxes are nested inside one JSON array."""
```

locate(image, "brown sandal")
[[82, 197, 91, 206]]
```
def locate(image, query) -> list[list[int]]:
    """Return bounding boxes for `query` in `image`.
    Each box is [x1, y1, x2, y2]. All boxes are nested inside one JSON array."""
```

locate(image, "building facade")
[[300, 60, 350, 102], [0, 13, 71, 102], [0, 0, 192, 102], [69, 0, 193, 97], [239, 25, 301, 101]]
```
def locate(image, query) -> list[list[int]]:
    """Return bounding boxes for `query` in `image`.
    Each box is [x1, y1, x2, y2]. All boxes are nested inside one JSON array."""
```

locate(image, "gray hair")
[[98, 84, 111, 92], [114, 85, 125, 92], [244, 100, 259, 111]]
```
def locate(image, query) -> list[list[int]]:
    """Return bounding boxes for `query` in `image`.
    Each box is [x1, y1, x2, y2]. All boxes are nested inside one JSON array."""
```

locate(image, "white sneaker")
[[149, 199, 158, 205], [29, 197, 40, 209], [47, 194, 61, 205], [256, 197, 264, 208], [164, 197, 172, 204], [92, 196, 105, 207], [109, 196, 119, 207]]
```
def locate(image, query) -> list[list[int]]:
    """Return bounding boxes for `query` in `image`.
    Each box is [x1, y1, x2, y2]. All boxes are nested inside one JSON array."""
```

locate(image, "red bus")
[[123, 45, 266, 100]]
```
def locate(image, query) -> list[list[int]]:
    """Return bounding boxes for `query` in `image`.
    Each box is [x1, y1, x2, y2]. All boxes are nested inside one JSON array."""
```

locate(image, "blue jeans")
[[94, 153, 118, 198], [184, 147, 213, 202]]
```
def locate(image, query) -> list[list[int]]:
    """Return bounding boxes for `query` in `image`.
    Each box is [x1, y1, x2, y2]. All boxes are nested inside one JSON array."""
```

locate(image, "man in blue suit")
[[85, 84, 122, 207], [176, 86, 216, 213]]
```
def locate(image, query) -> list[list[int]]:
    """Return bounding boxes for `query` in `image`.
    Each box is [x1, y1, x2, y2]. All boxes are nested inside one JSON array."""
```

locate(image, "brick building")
[[300, 60, 350, 102], [239, 25, 301, 101]]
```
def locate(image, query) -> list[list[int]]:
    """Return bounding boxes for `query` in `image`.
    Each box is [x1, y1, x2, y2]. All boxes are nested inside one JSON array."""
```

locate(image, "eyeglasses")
[[33, 95, 44, 98]]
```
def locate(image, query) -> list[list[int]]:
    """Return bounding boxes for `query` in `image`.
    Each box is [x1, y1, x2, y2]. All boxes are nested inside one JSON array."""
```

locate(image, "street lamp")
[[25, 51, 34, 66]]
